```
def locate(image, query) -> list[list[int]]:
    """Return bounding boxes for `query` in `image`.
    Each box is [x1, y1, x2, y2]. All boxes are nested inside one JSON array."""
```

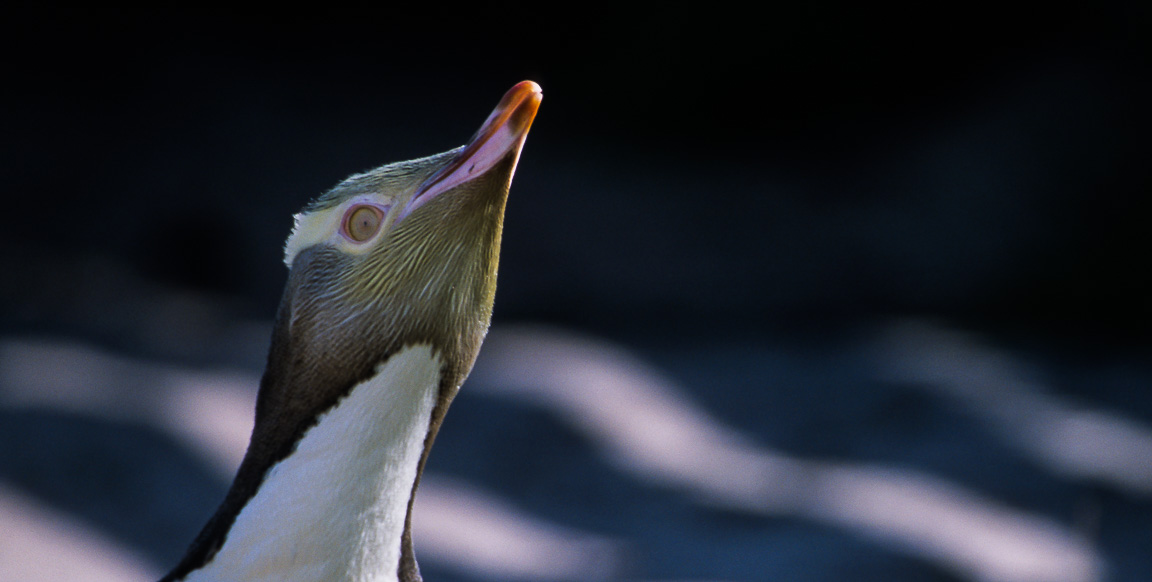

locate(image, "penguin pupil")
[[347, 206, 382, 241]]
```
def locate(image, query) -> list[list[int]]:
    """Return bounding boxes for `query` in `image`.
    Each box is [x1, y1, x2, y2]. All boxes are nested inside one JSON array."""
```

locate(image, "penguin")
[[160, 81, 542, 582]]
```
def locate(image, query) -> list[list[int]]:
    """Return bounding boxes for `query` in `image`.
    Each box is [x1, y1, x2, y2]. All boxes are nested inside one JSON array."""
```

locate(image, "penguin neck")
[[187, 344, 442, 582]]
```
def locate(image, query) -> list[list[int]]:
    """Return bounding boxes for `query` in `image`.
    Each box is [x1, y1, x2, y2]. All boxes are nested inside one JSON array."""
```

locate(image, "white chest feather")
[[187, 344, 442, 582]]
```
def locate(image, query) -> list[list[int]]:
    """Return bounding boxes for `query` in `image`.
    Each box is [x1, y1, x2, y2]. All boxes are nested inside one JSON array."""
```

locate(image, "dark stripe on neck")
[[160, 273, 477, 580]]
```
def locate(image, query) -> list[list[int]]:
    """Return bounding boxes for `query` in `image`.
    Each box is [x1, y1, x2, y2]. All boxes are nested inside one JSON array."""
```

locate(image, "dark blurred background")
[[1, 3, 1149, 582], [3, 3, 1147, 343]]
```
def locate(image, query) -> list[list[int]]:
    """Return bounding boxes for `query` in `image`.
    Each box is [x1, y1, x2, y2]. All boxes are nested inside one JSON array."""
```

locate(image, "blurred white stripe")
[[471, 326, 1103, 582], [414, 477, 619, 581], [0, 483, 159, 582], [0, 339, 257, 475], [878, 321, 1152, 495]]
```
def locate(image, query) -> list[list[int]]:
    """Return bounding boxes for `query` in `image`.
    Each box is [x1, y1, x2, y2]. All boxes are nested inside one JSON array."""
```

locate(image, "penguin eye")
[[342, 205, 385, 242]]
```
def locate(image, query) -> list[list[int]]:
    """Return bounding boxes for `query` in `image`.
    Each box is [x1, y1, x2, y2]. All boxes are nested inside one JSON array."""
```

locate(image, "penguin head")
[[277, 81, 541, 382]]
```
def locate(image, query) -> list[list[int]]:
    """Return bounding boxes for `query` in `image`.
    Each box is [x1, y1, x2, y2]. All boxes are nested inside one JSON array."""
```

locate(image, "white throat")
[[187, 344, 442, 582]]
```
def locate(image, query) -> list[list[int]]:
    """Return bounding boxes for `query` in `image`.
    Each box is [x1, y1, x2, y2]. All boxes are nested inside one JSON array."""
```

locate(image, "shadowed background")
[[1, 3, 1149, 582]]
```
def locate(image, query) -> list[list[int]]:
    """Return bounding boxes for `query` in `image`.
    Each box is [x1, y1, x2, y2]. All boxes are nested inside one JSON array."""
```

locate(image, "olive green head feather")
[[278, 81, 542, 381]]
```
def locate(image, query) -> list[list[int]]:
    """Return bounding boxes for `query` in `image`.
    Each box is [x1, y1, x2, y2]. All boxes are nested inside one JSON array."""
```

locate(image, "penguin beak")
[[399, 81, 542, 220]]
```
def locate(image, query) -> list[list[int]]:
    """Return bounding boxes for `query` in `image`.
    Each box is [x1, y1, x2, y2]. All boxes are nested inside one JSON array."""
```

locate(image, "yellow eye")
[[343, 205, 384, 242]]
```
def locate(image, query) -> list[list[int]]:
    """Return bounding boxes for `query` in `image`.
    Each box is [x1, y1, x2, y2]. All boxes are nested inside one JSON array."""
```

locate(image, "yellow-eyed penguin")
[[160, 81, 542, 582]]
